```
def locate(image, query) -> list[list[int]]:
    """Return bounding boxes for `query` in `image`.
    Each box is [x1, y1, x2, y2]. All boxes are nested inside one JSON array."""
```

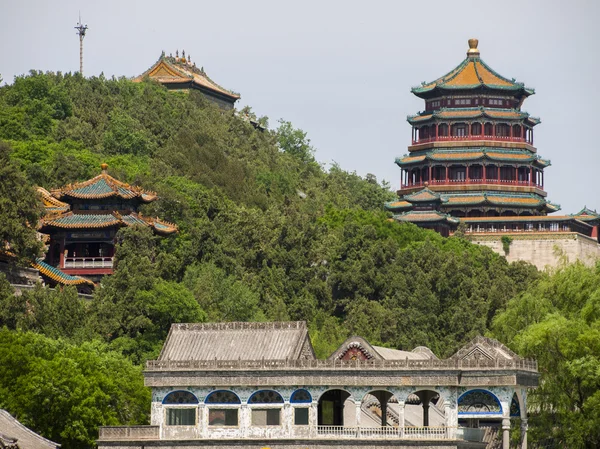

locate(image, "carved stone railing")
[[63, 257, 113, 269], [98, 426, 159, 440], [146, 357, 537, 372]]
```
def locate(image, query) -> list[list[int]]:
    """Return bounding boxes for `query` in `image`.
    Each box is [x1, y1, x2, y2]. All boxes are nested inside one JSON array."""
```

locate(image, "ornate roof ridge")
[[51, 166, 157, 202], [170, 321, 307, 332], [33, 259, 94, 286]]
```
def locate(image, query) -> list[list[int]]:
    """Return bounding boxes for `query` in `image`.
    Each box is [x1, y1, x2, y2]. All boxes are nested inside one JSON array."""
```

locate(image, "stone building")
[[98, 321, 538, 449], [134, 50, 240, 110], [386, 39, 600, 268]]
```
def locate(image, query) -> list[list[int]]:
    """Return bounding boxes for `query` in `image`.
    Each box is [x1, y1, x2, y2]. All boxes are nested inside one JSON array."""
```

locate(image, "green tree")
[[0, 142, 43, 264]]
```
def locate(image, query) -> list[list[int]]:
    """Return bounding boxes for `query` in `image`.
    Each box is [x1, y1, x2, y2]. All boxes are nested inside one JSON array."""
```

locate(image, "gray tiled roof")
[[0, 410, 60, 449], [158, 322, 314, 361]]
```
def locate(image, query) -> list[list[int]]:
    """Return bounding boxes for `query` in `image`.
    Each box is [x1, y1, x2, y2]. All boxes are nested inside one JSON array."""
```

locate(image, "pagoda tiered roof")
[[32, 259, 95, 287], [39, 211, 177, 235], [52, 165, 157, 202], [134, 51, 240, 102], [386, 190, 558, 213], [411, 39, 534, 99], [396, 148, 550, 167], [574, 207, 600, 224], [393, 210, 460, 225], [408, 108, 540, 126], [37, 187, 70, 214]]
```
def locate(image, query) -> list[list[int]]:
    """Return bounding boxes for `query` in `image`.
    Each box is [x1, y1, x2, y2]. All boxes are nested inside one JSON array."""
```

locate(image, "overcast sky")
[[1, 0, 598, 214]]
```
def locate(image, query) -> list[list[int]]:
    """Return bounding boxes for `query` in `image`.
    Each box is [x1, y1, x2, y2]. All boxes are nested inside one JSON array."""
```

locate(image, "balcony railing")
[[63, 257, 114, 269], [98, 426, 159, 440], [401, 179, 542, 189], [412, 135, 530, 145], [146, 356, 538, 372]]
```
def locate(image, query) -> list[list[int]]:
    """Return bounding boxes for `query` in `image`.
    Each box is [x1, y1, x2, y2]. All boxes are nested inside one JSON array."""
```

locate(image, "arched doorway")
[[318, 389, 353, 426], [404, 390, 445, 427], [361, 390, 399, 428]]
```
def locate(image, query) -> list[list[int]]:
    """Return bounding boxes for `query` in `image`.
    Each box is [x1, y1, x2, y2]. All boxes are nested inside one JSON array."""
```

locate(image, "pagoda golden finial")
[[101, 163, 108, 173], [467, 38, 480, 57]]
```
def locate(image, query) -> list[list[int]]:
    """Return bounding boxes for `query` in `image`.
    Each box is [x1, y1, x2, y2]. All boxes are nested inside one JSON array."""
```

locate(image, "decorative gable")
[[328, 337, 382, 361]]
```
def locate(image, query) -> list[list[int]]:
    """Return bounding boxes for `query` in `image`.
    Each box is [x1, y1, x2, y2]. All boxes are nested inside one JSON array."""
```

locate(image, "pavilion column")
[[445, 166, 449, 183], [481, 122, 485, 138], [466, 165, 470, 182], [515, 166, 518, 182], [502, 418, 511, 449], [509, 125, 513, 139], [498, 166, 501, 183], [483, 164, 487, 182], [541, 171, 544, 188], [429, 165, 432, 182], [397, 401, 405, 437], [531, 130, 534, 145], [529, 166, 533, 186], [59, 238, 65, 268], [493, 123, 497, 138], [435, 123, 439, 139], [521, 418, 528, 449]]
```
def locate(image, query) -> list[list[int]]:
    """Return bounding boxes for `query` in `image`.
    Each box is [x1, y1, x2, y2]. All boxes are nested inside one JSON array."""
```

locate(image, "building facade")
[[385, 39, 600, 267], [35, 164, 177, 288], [98, 321, 538, 449], [134, 51, 240, 110]]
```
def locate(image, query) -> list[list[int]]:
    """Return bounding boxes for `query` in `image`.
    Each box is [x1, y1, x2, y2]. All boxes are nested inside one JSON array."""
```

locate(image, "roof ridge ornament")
[[467, 38, 480, 58]]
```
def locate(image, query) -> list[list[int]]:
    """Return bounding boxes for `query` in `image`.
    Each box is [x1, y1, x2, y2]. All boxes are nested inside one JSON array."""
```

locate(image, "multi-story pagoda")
[[386, 40, 599, 267], [36, 164, 177, 286], [134, 50, 240, 110]]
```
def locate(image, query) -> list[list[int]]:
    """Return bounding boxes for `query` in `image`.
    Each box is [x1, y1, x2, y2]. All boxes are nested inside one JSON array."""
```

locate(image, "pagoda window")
[[513, 124, 522, 139], [449, 166, 466, 182], [470, 165, 483, 181], [430, 100, 440, 109], [438, 123, 449, 137], [451, 123, 467, 137], [471, 123, 482, 136], [484, 123, 493, 137], [455, 99, 471, 106], [496, 124, 509, 137]]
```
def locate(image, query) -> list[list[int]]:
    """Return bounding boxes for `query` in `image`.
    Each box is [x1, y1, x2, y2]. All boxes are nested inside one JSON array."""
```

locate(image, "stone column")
[[240, 404, 249, 438], [397, 401, 405, 437], [310, 402, 318, 438], [502, 418, 511, 449], [355, 401, 362, 437], [283, 402, 292, 437], [521, 419, 528, 449], [444, 400, 456, 439], [198, 404, 206, 439]]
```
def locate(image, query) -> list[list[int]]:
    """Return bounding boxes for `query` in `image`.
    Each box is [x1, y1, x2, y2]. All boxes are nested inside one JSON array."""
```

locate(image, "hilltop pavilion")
[[134, 50, 240, 110], [34, 164, 177, 288]]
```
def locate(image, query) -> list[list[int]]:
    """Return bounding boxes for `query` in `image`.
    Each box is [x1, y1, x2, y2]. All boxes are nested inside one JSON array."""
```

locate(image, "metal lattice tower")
[[74, 13, 88, 75]]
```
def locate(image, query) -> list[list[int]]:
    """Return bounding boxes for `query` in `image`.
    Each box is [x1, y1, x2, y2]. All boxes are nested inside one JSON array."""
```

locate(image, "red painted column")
[[445, 166, 449, 183], [429, 165, 432, 182], [435, 123, 439, 139], [529, 166, 533, 186], [509, 125, 513, 139], [498, 166, 501, 183], [483, 165, 487, 182], [592, 226, 598, 239], [59, 238, 65, 268], [481, 123, 485, 138], [515, 166, 518, 182], [493, 123, 496, 139], [466, 165, 470, 182]]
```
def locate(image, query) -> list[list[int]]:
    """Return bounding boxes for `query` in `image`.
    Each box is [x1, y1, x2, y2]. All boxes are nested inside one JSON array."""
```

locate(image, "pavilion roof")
[[384, 200, 412, 211], [403, 187, 445, 203], [328, 336, 435, 361], [39, 211, 177, 235], [393, 210, 459, 224], [408, 108, 540, 126], [37, 187, 69, 214], [52, 165, 157, 202], [574, 207, 600, 222], [134, 51, 240, 101], [396, 148, 550, 167], [33, 259, 94, 287], [0, 409, 60, 449], [157, 321, 315, 361], [411, 39, 534, 99]]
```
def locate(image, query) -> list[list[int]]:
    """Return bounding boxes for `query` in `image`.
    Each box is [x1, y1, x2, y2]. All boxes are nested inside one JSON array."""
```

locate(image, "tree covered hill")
[[0, 70, 574, 448]]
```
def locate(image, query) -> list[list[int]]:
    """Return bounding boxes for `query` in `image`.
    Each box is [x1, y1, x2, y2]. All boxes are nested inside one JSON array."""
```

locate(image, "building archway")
[[317, 389, 353, 426], [404, 390, 445, 427], [361, 390, 399, 428]]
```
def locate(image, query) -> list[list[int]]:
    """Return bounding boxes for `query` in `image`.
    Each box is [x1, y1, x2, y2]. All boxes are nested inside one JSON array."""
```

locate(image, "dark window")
[[167, 408, 196, 425], [163, 391, 199, 404], [252, 409, 281, 426], [249, 390, 284, 404], [205, 390, 240, 404], [208, 409, 238, 426], [294, 408, 309, 425], [291, 389, 312, 403]]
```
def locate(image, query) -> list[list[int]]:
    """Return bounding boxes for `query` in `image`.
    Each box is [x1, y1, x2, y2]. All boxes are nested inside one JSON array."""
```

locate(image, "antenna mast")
[[74, 13, 88, 75]]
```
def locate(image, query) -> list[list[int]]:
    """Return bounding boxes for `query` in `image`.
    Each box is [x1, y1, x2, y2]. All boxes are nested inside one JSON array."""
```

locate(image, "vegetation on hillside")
[[0, 71, 596, 448]]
